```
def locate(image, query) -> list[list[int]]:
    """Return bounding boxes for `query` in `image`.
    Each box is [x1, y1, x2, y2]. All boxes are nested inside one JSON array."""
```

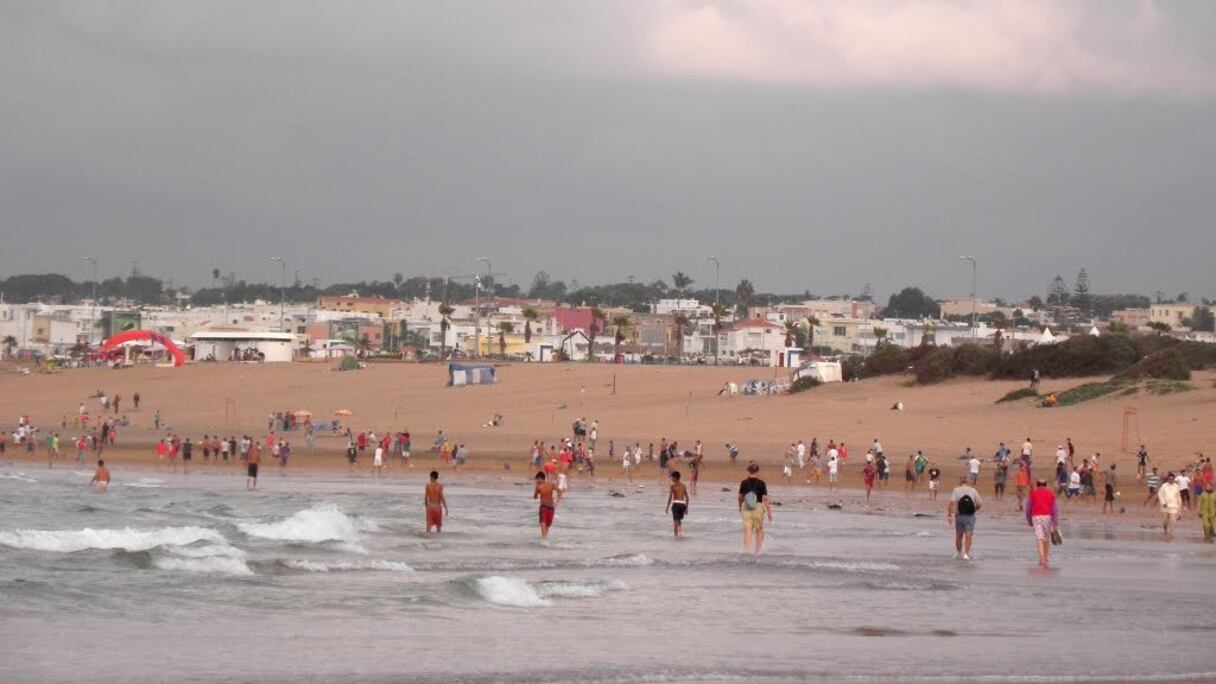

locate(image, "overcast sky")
[[2, 1, 1214, 302]]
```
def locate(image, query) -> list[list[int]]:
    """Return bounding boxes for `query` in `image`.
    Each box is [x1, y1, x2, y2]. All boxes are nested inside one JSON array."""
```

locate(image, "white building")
[[190, 331, 296, 363]]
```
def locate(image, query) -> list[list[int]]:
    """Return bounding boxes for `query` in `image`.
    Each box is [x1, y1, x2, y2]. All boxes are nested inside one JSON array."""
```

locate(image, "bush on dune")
[[991, 334, 1138, 379], [996, 387, 1040, 403], [1113, 349, 1191, 382]]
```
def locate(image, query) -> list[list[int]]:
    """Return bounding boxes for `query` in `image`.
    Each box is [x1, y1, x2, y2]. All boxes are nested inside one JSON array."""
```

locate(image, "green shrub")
[[841, 355, 866, 381], [992, 334, 1138, 379], [863, 345, 910, 376], [914, 347, 956, 384], [789, 376, 821, 393], [1113, 349, 1191, 382], [952, 344, 999, 375], [338, 356, 360, 371], [1143, 380, 1193, 396], [1054, 381, 1125, 406], [996, 387, 1039, 403]]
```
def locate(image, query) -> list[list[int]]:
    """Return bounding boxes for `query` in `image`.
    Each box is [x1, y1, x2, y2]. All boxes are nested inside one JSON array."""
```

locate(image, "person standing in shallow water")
[[738, 463, 773, 555], [1026, 478, 1059, 568], [425, 471, 448, 534], [947, 476, 982, 561], [533, 471, 561, 539], [666, 471, 689, 537]]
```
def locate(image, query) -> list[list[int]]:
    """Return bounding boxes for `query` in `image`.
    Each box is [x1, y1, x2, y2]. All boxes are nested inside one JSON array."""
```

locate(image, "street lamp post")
[[475, 257, 492, 312], [81, 256, 98, 346], [270, 257, 286, 331], [705, 255, 720, 308], [472, 274, 482, 358], [959, 256, 977, 339]]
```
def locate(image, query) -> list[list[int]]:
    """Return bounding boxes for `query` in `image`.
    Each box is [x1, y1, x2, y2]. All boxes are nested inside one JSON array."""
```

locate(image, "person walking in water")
[[1026, 478, 1059, 568], [424, 471, 448, 534], [947, 476, 982, 561], [533, 471, 561, 539], [89, 459, 110, 491], [666, 471, 690, 537], [738, 463, 773, 555]]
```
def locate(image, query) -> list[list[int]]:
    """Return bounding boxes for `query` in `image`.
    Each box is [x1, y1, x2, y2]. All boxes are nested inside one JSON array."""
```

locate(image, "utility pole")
[[476, 256, 492, 311], [705, 255, 721, 308], [473, 274, 482, 358], [959, 255, 977, 339], [270, 256, 286, 331], [81, 256, 98, 345]]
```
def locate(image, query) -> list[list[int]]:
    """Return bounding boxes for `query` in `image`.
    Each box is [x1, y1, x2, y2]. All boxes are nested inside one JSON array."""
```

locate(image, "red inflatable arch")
[[99, 330, 187, 367]]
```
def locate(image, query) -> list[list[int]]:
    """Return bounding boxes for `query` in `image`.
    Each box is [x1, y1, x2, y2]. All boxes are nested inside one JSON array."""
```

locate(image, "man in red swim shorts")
[[424, 471, 448, 534], [533, 471, 562, 538]]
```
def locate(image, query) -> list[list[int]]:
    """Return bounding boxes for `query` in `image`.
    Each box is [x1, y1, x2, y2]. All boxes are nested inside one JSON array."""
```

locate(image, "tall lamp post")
[[81, 256, 98, 346], [270, 256, 286, 331], [959, 255, 977, 339], [475, 256, 492, 308], [705, 255, 720, 308], [472, 274, 482, 358]]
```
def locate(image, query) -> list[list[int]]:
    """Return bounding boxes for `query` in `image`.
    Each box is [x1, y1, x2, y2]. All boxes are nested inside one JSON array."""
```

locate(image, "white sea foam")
[[472, 576, 627, 607], [0, 526, 225, 553], [0, 473, 37, 483], [535, 579, 627, 599], [474, 576, 552, 607], [153, 555, 253, 576], [284, 559, 414, 573], [236, 504, 374, 544], [595, 553, 652, 567]]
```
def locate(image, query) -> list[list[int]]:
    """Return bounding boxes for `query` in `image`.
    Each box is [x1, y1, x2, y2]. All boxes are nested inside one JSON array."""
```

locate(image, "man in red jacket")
[[1026, 478, 1060, 568]]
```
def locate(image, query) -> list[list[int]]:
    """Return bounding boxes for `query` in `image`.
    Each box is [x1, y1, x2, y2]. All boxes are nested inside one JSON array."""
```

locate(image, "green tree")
[[2, 335, 16, 358], [872, 326, 888, 350], [1185, 306, 1215, 333], [587, 307, 606, 360], [804, 315, 821, 354], [672, 272, 694, 297], [1073, 268, 1091, 316], [885, 287, 940, 318], [522, 307, 539, 343], [710, 303, 729, 365], [672, 313, 690, 359], [497, 322, 514, 356], [1047, 275, 1069, 306], [783, 320, 799, 348], [1147, 321, 1171, 335], [438, 304, 454, 356], [735, 278, 755, 315], [611, 315, 632, 357]]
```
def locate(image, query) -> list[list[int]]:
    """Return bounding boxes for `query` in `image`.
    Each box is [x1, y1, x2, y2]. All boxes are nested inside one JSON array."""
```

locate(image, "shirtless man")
[[666, 471, 690, 537], [89, 459, 110, 491], [424, 471, 448, 534], [247, 443, 261, 490], [533, 471, 562, 538]]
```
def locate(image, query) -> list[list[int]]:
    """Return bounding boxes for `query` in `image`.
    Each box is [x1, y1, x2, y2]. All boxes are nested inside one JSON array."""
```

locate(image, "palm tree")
[[672, 272, 694, 298], [783, 320, 799, 348], [357, 334, 372, 358], [611, 315, 632, 357], [735, 279, 755, 316], [709, 303, 729, 365], [804, 315, 820, 355], [672, 313, 690, 359], [522, 307, 539, 343], [497, 322, 514, 356], [872, 326, 888, 351], [587, 307, 606, 360], [2, 335, 16, 359], [438, 304, 455, 356]]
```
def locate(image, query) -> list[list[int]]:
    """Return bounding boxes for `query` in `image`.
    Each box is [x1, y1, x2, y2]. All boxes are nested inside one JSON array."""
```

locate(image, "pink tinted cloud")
[[641, 0, 1215, 93]]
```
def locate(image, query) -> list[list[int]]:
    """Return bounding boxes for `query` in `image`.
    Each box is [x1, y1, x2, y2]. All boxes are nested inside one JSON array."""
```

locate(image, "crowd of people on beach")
[[9, 394, 1216, 562]]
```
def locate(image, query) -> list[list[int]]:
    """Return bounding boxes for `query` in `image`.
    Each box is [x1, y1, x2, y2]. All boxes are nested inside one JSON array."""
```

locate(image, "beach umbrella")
[[334, 409, 354, 417], [292, 410, 313, 418]]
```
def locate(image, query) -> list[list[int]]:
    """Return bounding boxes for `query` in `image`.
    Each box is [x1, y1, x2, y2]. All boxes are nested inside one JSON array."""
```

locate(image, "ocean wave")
[[236, 503, 375, 544], [0, 473, 37, 483], [153, 555, 253, 576], [465, 576, 627, 607], [598, 553, 653, 567], [0, 526, 225, 553], [413, 554, 652, 573], [283, 559, 415, 573]]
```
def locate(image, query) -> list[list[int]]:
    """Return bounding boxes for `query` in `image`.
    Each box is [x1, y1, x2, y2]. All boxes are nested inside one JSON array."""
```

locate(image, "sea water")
[[2, 468, 1215, 683]]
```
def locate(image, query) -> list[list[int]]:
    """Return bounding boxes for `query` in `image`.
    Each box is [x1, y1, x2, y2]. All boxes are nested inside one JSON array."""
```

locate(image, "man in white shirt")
[[1157, 473, 1182, 537], [1021, 438, 1033, 465], [873, 439, 884, 461], [968, 455, 981, 484], [827, 447, 840, 492], [1176, 471, 1192, 510], [1056, 445, 1067, 466], [795, 440, 806, 470]]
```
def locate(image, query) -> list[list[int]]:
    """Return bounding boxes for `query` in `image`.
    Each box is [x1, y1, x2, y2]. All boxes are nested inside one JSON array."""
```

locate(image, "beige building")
[[937, 298, 1006, 319], [1110, 308, 1150, 329], [1150, 303, 1211, 330]]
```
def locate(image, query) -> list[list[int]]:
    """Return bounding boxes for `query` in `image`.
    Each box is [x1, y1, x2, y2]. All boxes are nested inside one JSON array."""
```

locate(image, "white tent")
[[795, 360, 843, 384], [1036, 328, 1058, 346], [1088, 325, 1101, 337]]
